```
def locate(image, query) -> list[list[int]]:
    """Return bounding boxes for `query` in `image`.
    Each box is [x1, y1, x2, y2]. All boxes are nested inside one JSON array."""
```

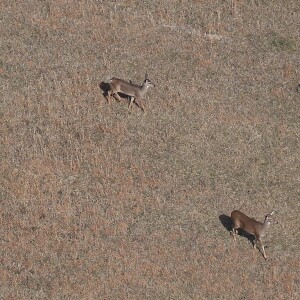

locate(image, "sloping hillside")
[[1, 1, 299, 298]]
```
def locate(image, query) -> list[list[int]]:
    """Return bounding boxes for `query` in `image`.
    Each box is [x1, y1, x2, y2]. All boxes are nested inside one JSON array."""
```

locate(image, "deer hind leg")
[[253, 237, 257, 249], [231, 228, 237, 241], [107, 90, 112, 104], [113, 92, 122, 102], [128, 96, 135, 109]]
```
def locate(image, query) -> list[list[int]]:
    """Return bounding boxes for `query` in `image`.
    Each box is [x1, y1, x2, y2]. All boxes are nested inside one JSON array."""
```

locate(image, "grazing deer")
[[231, 210, 276, 259], [107, 73, 155, 112]]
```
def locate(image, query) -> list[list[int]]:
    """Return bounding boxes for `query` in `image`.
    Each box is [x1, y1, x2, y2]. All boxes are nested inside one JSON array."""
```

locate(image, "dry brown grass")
[[1, 0, 299, 299]]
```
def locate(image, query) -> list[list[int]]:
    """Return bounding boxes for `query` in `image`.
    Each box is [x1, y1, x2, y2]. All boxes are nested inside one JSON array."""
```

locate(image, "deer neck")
[[140, 83, 150, 96], [260, 220, 271, 236]]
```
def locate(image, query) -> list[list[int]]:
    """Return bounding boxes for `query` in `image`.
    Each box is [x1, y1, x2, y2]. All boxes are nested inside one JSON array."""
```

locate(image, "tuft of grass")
[[271, 36, 296, 51]]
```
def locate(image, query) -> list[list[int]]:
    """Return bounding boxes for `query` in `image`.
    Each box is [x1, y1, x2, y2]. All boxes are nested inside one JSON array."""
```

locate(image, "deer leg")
[[107, 90, 112, 104], [258, 238, 267, 259], [253, 237, 257, 249], [128, 97, 135, 109], [134, 98, 145, 113], [113, 92, 122, 102], [231, 228, 237, 241]]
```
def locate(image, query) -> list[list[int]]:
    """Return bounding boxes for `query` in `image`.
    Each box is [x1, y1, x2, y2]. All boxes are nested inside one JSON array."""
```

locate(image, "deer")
[[107, 73, 155, 112], [231, 210, 276, 259]]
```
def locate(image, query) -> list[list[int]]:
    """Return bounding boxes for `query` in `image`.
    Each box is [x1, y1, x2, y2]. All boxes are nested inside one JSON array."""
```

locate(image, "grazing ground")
[[1, 0, 299, 299]]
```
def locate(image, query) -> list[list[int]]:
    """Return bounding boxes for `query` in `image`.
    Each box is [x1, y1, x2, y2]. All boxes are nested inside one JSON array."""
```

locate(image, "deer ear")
[[270, 210, 275, 215]]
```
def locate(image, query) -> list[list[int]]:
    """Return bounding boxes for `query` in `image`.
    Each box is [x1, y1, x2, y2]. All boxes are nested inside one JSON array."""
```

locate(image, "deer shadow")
[[219, 214, 255, 246], [99, 81, 110, 97], [219, 214, 232, 232]]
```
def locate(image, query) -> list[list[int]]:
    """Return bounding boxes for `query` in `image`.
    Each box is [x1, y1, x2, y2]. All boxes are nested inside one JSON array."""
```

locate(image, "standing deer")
[[107, 73, 155, 112], [231, 210, 276, 259]]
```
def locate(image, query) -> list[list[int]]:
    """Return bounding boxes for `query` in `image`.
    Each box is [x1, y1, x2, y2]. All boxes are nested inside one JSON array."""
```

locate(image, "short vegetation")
[[1, 0, 299, 299]]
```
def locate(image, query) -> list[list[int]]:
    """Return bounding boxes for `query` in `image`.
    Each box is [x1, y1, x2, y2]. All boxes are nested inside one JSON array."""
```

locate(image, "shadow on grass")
[[99, 81, 110, 103], [99, 81, 110, 94], [219, 214, 232, 232]]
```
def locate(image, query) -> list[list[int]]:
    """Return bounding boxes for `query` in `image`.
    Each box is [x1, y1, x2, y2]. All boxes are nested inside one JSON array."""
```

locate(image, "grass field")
[[1, 0, 300, 299]]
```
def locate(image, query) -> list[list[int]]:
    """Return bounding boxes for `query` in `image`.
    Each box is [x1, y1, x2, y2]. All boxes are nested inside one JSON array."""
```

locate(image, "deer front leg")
[[134, 98, 145, 113], [258, 238, 267, 259]]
